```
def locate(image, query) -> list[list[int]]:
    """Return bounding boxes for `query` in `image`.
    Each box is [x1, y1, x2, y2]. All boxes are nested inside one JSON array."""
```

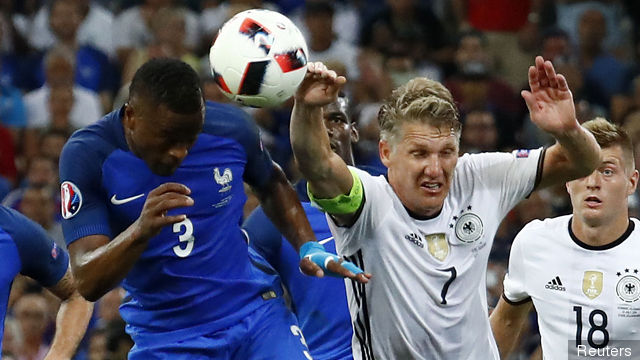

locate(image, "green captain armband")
[[307, 168, 364, 214]]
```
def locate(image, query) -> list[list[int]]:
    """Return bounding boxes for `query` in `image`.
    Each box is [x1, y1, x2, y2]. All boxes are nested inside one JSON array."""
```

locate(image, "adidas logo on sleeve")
[[545, 276, 566, 291]]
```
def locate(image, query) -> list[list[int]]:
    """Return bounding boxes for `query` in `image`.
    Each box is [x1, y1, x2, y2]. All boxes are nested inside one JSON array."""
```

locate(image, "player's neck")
[[571, 214, 630, 247]]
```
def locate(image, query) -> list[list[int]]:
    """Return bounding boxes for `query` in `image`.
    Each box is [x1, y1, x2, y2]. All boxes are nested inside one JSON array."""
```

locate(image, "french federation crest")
[[616, 271, 640, 303], [582, 271, 603, 300], [454, 213, 483, 243], [60, 181, 82, 219], [423, 232, 449, 261], [214, 167, 233, 192]]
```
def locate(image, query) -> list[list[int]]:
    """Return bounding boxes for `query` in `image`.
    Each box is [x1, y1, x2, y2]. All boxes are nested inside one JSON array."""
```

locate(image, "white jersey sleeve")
[[326, 166, 389, 255], [503, 221, 540, 303], [466, 148, 544, 219]]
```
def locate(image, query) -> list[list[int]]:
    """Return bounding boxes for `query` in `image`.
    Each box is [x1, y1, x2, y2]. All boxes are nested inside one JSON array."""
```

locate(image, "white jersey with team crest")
[[324, 149, 543, 360], [504, 215, 640, 360]]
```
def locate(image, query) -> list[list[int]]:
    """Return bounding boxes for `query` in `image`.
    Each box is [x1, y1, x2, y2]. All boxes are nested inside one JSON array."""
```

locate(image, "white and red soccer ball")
[[209, 9, 308, 108]]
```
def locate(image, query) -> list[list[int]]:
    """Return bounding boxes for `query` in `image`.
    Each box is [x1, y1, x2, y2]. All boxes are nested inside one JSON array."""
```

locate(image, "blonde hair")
[[583, 117, 635, 171], [378, 77, 461, 145]]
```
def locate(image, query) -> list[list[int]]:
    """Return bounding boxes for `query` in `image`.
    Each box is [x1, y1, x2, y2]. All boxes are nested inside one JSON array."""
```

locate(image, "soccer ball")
[[209, 9, 308, 108]]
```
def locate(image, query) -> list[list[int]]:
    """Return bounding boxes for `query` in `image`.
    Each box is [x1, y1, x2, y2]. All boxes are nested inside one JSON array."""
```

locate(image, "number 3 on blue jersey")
[[173, 218, 194, 257], [290, 325, 313, 360]]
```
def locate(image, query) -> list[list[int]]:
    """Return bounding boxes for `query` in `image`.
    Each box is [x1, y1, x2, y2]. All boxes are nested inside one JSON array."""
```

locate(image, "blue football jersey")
[[0, 206, 69, 352], [59, 101, 281, 340], [243, 202, 354, 360]]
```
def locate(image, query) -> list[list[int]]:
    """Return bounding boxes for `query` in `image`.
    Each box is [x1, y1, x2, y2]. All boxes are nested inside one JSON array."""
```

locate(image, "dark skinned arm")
[[68, 182, 193, 301]]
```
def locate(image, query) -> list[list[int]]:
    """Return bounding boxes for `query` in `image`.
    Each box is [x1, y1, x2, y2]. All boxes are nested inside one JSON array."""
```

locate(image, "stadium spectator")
[[2, 156, 58, 212], [577, 8, 633, 111], [121, 7, 199, 85], [18, 185, 64, 248], [452, 0, 538, 89], [26, 0, 115, 113], [22, 46, 102, 162], [290, 58, 600, 359], [460, 109, 500, 153], [359, 0, 452, 70], [27, 0, 114, 58], [38, 129, 70, 163], [302, 1, 359, 81], [445, 30, 523, 148], [113, 0, 200, 66]]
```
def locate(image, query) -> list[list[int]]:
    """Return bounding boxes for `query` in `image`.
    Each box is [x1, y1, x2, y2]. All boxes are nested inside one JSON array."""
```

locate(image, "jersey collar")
[[568, 217, 635, 251]]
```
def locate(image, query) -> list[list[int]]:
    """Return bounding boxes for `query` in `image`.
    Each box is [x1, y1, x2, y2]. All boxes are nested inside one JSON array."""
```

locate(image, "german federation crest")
[[582, 271, 603, 300], [616, 272, 640, 303], [60, 181, 82, 219], [454, 213, 483, 243]]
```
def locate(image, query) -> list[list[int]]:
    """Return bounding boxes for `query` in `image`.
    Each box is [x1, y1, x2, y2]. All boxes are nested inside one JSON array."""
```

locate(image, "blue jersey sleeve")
[[0, 206, 68, 287], [59, 132, 112, 245], [243, 206, 283, 265], [203, 102, 274, 189]]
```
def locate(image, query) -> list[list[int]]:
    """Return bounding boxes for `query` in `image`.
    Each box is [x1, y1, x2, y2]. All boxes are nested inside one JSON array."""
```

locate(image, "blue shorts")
[[128, 297, 312, 360]]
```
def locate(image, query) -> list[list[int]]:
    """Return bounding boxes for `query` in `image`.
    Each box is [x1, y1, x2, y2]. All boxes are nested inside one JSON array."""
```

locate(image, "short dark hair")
[[541, 27, 569, 43], [129, 58, 203, 114]]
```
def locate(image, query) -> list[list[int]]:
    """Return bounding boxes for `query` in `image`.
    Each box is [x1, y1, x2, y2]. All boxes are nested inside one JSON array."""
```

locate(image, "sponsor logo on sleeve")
[[51, 243, 58, 259], [60, 181, 82, 219]]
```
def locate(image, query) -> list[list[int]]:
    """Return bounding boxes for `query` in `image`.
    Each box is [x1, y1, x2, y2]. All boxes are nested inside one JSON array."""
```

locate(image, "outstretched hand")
[[299, 242, 371, 284], [522, 56, 580, 137], [294, 62, 347, 107]]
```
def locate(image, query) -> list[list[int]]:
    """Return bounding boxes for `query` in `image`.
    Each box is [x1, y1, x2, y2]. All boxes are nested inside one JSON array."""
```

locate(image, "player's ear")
[[350, 122, 359, 143], [627, 169, 639, 196], [380, 140, 392, 167], [123, 102, 136, 132]]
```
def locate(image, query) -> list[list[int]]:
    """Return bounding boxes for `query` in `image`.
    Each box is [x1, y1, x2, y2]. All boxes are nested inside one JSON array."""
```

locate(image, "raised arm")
[[489, 296, 533, 359], [523, 56, 601, 189], [43, 268, 94, 360], [291, 62, 353, 200], [68, 183, 193, 301]]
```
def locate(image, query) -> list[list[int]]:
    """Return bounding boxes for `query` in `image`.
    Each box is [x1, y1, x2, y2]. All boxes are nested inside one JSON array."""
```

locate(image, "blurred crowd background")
[[0, 0, 639, 359]]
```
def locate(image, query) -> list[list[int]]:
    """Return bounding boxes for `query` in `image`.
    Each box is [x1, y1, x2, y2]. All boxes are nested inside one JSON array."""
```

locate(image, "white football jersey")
[[504, 216, 640, 360], [325, 149, 543, 360]]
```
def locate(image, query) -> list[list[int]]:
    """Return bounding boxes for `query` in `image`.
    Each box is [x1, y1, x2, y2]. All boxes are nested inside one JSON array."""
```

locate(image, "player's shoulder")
[[62, 107, 126, 161], [202, 100, 258, 140], [351, 165, 387, 189], [0, 205, 48, 244], [516, 215, 572, 243]]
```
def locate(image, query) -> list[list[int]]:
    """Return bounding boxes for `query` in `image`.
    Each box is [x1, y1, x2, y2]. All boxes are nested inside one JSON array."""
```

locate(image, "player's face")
[[322, 98, 358, 164], [380, 121, 459, 217], [567, 145, 639, 226], [124, 100, 204, 176]]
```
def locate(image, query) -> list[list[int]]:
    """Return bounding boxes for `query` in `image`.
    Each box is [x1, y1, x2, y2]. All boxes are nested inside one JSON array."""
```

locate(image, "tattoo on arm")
[[47, 267, 76, 301]]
